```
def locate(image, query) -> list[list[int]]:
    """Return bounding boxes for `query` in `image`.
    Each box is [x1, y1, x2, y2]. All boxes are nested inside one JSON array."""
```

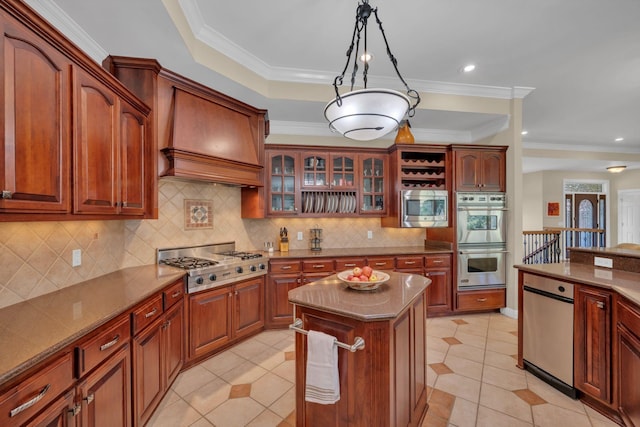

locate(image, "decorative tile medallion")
[[184, 199, 213, 230]]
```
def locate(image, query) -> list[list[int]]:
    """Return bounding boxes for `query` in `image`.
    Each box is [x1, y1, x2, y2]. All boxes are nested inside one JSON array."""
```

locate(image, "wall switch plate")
[[367, 230, 373, 239], [594, 256, 613, 268], [72, 249, 82, 267], [297, 231, 303, 241]]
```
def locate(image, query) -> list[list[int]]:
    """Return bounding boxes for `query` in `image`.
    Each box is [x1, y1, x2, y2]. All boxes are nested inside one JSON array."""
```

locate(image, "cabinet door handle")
[[1, 190, 12, 199], [10, 384, 50, 417], [596, 301, 605, 309], [99, 334, 120, 351], [69, 404, 81, 416], [281, 265, 292, 270], [144, 307, 158, 318], [84, 393, 94, 405], [344, 263, 356, 267], [476, 298, 487, 302]]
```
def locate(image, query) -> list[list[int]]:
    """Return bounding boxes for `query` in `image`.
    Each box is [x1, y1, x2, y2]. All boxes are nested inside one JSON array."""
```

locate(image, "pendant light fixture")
[[324, 0, 420, 141]]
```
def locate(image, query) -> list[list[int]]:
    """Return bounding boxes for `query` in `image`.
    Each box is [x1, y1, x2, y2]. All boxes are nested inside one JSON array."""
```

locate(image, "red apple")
[[359, 275, 369, 282], [347, 274, 354, 280], [352, 267, 363, 276], [362, 266, 373, 278], [350, 276, 360, 282]]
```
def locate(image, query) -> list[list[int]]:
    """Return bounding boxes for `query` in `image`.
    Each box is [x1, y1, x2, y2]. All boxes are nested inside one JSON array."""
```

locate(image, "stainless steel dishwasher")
[[522, 273, 577, 398]]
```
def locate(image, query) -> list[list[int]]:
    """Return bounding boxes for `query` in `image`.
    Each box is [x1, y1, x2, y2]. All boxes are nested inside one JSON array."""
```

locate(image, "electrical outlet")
[[72, 249, 82, 267], [367, 230, 373, 239], [297, 231, 303, 241], [594, 256, 613, 268]]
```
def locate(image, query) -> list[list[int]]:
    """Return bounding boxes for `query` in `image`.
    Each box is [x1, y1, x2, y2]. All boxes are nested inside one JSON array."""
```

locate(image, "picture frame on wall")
[[547, 202, 560, 217]]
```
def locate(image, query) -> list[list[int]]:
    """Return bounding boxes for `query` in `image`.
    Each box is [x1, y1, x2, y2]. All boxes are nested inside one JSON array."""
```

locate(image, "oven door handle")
[[459, 250, 509, 254], [457, 207, 508, 211]]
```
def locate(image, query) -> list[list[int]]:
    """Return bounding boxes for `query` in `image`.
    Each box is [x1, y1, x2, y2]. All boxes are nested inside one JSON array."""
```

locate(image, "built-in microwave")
[[400, 189, 448, 228]]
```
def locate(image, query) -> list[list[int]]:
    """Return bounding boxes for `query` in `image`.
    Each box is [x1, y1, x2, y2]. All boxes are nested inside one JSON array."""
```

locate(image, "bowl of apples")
[[337, 265, 390, 291]]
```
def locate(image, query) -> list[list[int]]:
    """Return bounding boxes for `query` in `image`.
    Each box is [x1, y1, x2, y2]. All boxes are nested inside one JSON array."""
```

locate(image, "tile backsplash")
[[0, 179, 425, 308]]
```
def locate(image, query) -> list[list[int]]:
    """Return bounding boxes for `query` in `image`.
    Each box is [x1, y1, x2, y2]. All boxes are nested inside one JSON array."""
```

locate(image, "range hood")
[[161, 87, 268, 187]]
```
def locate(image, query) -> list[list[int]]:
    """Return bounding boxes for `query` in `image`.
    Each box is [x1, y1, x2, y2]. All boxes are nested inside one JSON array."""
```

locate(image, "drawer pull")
[[10, 384, 50, 417], [281, 265, 292, 270], [99, 334, 120, 351], [344, 263, 356, 267], [404, 261, 416, 265], [171, 290, 182, 298], [432, 260, 443, 264], [375, 262, 387, 266], [144, 307, 158, 318], [476, 298, 488, 302], [84, 393, 94, 405], [313, 264, 326, 269]]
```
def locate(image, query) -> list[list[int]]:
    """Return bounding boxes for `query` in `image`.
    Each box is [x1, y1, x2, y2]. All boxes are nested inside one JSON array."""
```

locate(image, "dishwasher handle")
[[523, 284, 574, 304]]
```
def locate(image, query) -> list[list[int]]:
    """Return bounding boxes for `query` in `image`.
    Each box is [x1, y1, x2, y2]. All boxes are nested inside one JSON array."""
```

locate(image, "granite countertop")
[[0, 265, 185, 386], [288, 271, 430, 321], [266, 245, 452, 260], [514, 262, 640, 306], [569, 246, 640, 259]]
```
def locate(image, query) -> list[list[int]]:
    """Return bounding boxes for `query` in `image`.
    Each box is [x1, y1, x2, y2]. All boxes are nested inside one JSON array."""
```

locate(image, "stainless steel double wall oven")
[[456, 192, 507, 290]]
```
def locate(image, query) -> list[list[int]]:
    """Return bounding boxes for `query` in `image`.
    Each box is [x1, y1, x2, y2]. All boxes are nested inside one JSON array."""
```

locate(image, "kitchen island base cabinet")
[[293, 286, 427, 426], [617, 298, 640, 427]]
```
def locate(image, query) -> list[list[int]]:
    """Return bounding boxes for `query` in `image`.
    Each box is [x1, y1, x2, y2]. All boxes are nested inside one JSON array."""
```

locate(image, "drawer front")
[[367, 257, 395, 270], [269, 260, 301, 274], [0, 352, 74, 426], [302, 259, 334, 273], [164, 280, 185, 310], [132, 294, 163, 335], [335, 258, 363, 271], [76, 315, 130, 376], [618, 299, 640, 339], [457, 289, 505, 311], [396, 256, 424, 269], [425, 255, 451, 268]]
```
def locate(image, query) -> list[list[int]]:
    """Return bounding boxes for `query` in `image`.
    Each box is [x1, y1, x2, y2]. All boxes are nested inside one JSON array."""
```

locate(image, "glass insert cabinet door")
[[331, 155, 355, 188], [361, 156, 386, 214], [302, 154, 327, 188], [269, 154, 297, 213]]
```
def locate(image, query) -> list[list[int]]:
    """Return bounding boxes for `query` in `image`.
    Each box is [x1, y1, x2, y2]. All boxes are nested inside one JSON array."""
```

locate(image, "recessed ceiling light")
[[521, 130, 528, 135], [615, 137, 624, 142], [462, 64, 476, 73]]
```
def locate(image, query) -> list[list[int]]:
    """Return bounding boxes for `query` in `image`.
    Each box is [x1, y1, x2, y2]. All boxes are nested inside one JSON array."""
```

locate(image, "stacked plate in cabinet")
[[302, 192, 357, 214]]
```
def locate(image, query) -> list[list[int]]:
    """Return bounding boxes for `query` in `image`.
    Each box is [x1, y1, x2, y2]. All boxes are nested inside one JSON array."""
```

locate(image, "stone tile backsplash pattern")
[[0, 179, 424, 308]]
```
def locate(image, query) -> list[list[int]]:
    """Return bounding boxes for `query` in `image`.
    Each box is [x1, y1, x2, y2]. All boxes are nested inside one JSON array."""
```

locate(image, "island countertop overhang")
[[288, 272, 430, 321]]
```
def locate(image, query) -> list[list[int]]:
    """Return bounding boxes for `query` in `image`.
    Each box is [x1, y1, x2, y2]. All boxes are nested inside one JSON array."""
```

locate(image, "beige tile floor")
[[147, 313, 621, 427]]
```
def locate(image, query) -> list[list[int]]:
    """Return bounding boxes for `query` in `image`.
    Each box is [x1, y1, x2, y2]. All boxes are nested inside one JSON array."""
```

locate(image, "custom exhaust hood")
[[162, 86, 268, 187], [103, 56, 269, 187]]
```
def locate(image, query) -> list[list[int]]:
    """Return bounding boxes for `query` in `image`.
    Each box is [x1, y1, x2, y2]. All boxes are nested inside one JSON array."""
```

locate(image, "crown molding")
[[524, 140, 640, 154], [25, 0, 108, 63]]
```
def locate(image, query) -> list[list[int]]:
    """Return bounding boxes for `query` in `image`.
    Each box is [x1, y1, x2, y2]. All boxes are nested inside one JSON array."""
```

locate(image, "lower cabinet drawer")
[[0, 352, 74, 426], [302, 259, 334, 273], [457, 289, 506, 311], [132, 294, 163, 334], [335, 258, 363, 271], [367, 257, 395, 270], [396, 256, 424, 269], [76, 315, 131, 376]]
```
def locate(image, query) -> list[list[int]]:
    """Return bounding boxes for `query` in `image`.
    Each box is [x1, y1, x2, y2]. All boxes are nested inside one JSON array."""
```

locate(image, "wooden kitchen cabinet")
[[73, 68, 147, 216], [366, 256, 395, 271], [424, 255, 452, 314], [76, 343, 131, 427], [453, 147, 506, 192], [187, 277, 265, 363], [25, 388, 75, 427], [616, 297, 640, 427], [574, 285, 613, 406], [266, 260, 302, 328], [0, 11, 71, 214], [267, 151, 300, 215], [360, 154, 388, 215], [132, 301, 183, 427], [456, 288, 506, 311]]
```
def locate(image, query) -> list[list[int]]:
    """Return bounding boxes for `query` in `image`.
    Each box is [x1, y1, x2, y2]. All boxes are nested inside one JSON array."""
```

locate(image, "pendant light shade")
[[325, 0, 420, 141], [324, 89, 411, 141]]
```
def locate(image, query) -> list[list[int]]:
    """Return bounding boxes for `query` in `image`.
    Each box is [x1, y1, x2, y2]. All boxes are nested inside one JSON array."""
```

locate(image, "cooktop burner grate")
[[219, 251, 263, 260], [160, 257, 218, 269]]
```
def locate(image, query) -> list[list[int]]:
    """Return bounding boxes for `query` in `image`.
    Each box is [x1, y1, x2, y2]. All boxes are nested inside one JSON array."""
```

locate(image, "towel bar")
[[289, 318, 365, 352]]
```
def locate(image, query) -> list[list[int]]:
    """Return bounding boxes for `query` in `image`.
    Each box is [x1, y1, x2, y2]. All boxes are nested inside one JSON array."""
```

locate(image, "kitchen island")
[[288, 272, 430, 427]]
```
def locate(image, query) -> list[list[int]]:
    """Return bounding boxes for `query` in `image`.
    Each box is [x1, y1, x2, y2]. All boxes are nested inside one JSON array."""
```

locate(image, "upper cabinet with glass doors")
[[268, 152, 298, 215], [360, 155, 387, 215], [302, 153, 357, 190]]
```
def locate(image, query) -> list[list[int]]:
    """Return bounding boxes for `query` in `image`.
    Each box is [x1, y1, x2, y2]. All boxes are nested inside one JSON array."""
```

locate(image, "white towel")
[[305, 330, 340, 404]]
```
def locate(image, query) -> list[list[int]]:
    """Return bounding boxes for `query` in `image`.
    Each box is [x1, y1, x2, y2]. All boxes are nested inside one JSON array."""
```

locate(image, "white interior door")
[[618, 190, 640, 244]]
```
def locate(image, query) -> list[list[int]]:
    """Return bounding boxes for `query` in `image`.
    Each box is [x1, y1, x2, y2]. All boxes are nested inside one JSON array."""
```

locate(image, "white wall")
[[522, 172, 543, 230]]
